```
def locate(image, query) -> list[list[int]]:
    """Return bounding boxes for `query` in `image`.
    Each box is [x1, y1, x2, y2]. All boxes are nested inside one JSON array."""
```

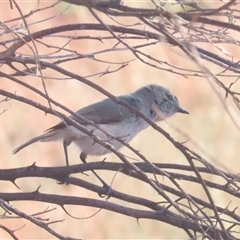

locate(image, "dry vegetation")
[[0, 0, 240, 239]]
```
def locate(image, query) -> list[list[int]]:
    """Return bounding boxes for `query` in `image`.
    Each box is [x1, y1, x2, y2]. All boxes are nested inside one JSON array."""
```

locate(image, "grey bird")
[[13, 84, 189, 166]]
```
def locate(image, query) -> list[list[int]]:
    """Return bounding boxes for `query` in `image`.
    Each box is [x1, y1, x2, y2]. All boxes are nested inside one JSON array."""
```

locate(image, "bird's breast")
[[150, 102, 168, 121]]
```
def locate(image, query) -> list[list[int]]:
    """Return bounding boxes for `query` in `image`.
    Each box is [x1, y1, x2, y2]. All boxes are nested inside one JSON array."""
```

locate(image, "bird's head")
[[147, 85, 189, 121]]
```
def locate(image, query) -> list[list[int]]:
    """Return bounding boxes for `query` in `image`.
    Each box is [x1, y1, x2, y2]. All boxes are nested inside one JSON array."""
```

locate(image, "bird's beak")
[[178, 107, 189, 114]]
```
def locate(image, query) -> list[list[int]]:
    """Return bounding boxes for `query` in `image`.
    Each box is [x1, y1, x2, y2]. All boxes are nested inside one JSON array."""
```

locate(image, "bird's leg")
[[80, 152, 105, 184], [58, 140, 72, 185], [63, 140, 71, 166], [80, 152, 112, 198], [79, 152, 87, 164]]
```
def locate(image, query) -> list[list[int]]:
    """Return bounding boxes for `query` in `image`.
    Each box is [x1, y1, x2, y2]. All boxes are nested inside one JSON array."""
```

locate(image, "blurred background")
[[1, 0, 240, 239]]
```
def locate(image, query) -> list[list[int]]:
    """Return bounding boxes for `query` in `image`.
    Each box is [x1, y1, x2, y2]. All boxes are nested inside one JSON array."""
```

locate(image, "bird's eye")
[[166, 94, 174, 101], [150, 109, 155, 116]]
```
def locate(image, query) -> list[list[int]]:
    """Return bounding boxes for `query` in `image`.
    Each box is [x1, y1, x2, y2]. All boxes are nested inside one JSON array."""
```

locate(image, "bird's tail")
[[13, 131, 57, 154]]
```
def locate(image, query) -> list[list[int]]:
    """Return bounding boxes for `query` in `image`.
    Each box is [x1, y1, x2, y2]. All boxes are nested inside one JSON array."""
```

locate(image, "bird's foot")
[[57, 174, 71, 185], [98, 181, 114, 199]]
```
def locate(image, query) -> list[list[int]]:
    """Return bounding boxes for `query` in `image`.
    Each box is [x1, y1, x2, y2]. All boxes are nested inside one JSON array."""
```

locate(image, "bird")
[[13, 84, 189, 167]]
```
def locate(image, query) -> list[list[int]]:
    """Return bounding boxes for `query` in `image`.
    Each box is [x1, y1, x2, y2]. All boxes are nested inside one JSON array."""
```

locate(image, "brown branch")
[[0, 192, 234, 239]]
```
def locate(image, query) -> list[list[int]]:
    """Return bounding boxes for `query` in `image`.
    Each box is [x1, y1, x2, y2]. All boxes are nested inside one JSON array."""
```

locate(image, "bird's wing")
[[46, 96, 139, 132]]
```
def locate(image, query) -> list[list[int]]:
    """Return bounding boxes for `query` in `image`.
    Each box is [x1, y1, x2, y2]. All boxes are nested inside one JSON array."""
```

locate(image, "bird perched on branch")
[[13, 84, 189, 167]]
